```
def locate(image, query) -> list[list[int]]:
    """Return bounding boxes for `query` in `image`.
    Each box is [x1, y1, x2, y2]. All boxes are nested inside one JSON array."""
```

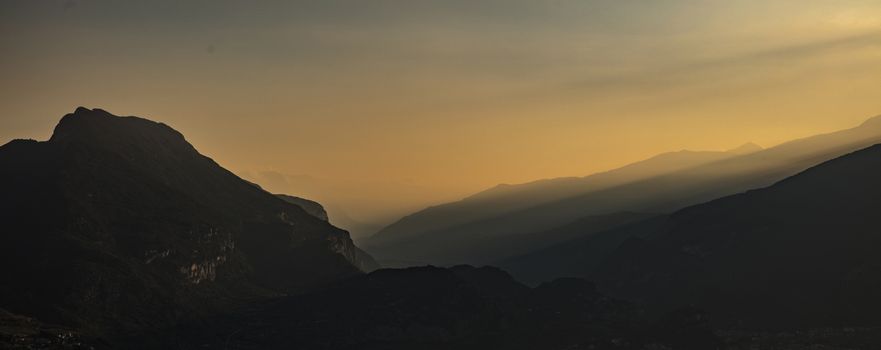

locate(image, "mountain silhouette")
[[277, 193, 381, 271], [368, 149, 745, 245], [365, 115, 881, 266], [0, 107, 375, 339], [364, 149, 748, 264], [512, 143, 881, 329], [379, 211, 656, 268], [594, 142, 881, 328], [145, 265, 717, 350], [499, 215, 668, 286], [276, 194, 329, 221]]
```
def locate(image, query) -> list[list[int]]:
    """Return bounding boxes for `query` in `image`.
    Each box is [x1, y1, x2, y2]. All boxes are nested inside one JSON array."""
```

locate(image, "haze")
[[2, 0, 880, 230]]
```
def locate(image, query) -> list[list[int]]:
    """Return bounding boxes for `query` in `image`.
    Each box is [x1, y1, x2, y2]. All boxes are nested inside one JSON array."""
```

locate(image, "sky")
[[1, 1, 880, 229]]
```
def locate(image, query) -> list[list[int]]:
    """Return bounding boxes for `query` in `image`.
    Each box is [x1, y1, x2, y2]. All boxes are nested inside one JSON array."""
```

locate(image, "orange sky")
[[1, 1, 880, 225]]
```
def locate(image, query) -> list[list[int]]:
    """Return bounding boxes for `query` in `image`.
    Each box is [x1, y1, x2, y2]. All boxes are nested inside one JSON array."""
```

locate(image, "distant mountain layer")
[[365, 115, 881, 266], [369, 147, 751, 246], [377, 211, 655, 267], [0, 107, 375, 338], [499, 215, 668, 286], [508, 143, 881, 329]]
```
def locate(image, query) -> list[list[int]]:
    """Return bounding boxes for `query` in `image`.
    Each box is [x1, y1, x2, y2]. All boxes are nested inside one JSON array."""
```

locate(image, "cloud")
[[540, 30, 881, 98]]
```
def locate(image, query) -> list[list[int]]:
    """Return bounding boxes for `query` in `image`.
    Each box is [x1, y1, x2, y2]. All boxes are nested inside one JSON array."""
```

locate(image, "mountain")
[[365, 115, 881, 266], [378, 211, 655, 267], [144, 265, 717, 350], [726, 142, 763, 155], [0, 107, 375, 340], [323, 203, 386, 240], [499, 216, 668, 286], [278, 193, 382, 272], [367, 148, 747, 247], [517, 143, 881, 329], [276, 194, 329, 221], [364, 149, 748, 265]]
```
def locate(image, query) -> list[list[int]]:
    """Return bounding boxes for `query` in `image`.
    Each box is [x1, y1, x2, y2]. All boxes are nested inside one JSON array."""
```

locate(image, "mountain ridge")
[[597, 142, 881, 328], [506, 142, 881, 328], [366, 147, 745, 248], [365, 114, 881, 266], [0, 107, 375, 339]]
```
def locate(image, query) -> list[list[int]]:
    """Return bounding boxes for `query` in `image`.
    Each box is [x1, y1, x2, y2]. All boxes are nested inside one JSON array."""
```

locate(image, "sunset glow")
[[2, 1, 880, 225]]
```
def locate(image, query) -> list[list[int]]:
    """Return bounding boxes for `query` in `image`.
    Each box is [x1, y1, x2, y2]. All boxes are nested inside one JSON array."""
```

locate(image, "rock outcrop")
[[0, 107, 374, 339], [276, 194, 329, 221]]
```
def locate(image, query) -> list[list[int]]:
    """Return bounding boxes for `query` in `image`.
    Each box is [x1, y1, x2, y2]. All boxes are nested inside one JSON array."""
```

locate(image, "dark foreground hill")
[[143, 265, 718, 350], [594, 143, 881, 329], [506, 143, 881, 329], [0, 108, 374, 340]]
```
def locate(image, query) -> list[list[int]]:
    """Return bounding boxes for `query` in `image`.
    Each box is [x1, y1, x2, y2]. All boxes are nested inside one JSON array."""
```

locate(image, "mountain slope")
[[367, 115, 881, 265], [0, 107, 373, 338], [591, 143, 881, 328], [147, 265, 716, 350], [368, 148, 748, 247], [377, 211, 655, 267], [276, 194, 329, 221], [499, 215, 668, 286], [278, 193, 382, 272]]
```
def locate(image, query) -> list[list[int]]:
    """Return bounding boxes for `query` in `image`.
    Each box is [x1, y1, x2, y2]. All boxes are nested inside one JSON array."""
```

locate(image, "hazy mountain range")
[[3, 107, 881, 348], [363, 115, 881, 266]]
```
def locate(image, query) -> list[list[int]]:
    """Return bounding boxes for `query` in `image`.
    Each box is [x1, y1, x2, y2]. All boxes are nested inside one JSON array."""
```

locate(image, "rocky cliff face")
[[277, 194, 329, 221], [0, 107, 373, 337], [277, 193, 381, 271]]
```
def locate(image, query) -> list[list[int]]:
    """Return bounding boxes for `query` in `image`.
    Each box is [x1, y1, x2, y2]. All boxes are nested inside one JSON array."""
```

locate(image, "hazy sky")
[[2, 1, 880, 225]]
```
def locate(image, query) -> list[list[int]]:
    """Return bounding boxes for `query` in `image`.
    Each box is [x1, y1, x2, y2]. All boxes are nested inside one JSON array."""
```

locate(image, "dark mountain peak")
[[0, 138, 39, 150], [0, 108, 376, 336], [53, 107, 122, 139], [50, 107, 193, 155], [54, 106, 164, 134]]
